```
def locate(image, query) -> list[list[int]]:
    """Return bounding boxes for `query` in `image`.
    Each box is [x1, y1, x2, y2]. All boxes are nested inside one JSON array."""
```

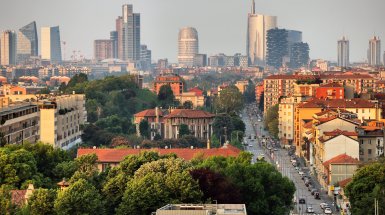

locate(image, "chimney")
[[155, 107, 159, 124]]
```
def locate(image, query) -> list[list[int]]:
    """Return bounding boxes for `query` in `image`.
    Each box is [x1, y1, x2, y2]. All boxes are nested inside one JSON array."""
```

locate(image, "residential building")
[[315, 83, 344, 99], [321, 73, 375, 95], [16, 21, 38, 64], [290, 42, 309, 69], [368, 36, 381, 66], [163, 109, 215, 140], [10, 184, 35, 206], [263, 75, 297, 113], [278, 96, 305, 145], [247, 0, 277, 66], [235, 80, 249, 94], [338, 36, 349, 67], [134, 108, 166, 140], [41, 26, 62, 64], [156, 204, 247, 215], [255, 83, 263, 108], [175, 91, 205, 108], [293, 82, 319, 98], [322, 154, 359, 190], [0, 84, 27, 95], [0, 102, 39, 145], [1, 30, 17, 65], [153, 73, 184, 96], [39, 94, 86, 149], [77, 143, 240, 172], [121, 4, 141, 61], [94, 40, 114, 61], [178, 27, 199, 67], [356, 120, 385, 162]]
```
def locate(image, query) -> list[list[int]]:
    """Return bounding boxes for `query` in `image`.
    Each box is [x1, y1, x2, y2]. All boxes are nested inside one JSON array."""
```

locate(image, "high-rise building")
[[0, 30, 16, 65], [287, 30, 302, 60], [338, 36, 349, 67], [157, 59, 168, 69], [290, 42, 309, 69], [178, 27, 199, 67], [16, 21, 38, 64], [116, 16, 123, 60], [41, 26, 62, 64], [94, 40, 114, 61], [383, 51, 385, 66], [266, 28, 288, 69], [140, 44, 152, 70], [110, 31, 118, 59], [194, 54, 207, 67], [368, 36, 381, 66], [122, 4, 140, 61], [247, 0, 277, 66]]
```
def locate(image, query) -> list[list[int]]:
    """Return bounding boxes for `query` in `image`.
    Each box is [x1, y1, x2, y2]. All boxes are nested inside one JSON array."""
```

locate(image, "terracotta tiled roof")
[[323, 129, 357, 137], [339, 178, 352, 188], [323, 154, 359, 168], [134, 109, 165, 117], [11, 190, 26, 206], [297, 98, 376, 108], [77, 145, 241, 163], [320, 74, 373, 79], [303, 121, 313, 129], [188, 87, 203, 96], [164, 109, 215, 119], [265, 75, 297, 80], [319, 82, 343, 88]]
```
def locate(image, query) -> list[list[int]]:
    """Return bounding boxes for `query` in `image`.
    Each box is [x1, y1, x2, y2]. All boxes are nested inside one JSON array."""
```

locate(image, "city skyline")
[[0, 0, 384, 63]]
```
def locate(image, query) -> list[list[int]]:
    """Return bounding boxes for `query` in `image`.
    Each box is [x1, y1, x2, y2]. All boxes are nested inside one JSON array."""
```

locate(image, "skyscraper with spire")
[[338, 36, 349, 67], [247, 0, 277, 66]]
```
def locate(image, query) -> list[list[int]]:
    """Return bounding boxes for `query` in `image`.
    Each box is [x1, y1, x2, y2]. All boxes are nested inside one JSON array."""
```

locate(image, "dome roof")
[[179, 27, 198, 40]]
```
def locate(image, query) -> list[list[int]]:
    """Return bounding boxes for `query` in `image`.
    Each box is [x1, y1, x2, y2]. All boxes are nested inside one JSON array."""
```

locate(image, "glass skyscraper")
[[1, 30, 17, 65], [122, 4, 140, 61], [41, 26, 62, 64], [16, 21, 38, 64]]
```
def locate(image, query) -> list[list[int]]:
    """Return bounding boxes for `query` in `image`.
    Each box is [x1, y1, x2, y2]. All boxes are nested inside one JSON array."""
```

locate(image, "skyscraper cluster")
[[94, 4, 151, 69], [0, 22, 62, 66]]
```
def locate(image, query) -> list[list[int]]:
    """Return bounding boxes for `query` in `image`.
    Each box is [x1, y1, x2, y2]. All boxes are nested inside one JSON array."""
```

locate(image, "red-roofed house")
[[133, 107, 167, 140], [321, 154, 359, 190], [77, 143, 241, 172]]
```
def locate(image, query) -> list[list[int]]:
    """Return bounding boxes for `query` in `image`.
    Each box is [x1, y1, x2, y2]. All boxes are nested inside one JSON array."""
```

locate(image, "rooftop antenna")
[[251, 0, 255, 14]]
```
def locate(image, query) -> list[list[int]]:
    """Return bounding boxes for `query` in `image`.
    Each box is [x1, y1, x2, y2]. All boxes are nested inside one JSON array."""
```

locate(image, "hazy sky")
[[0, 0, 384, 63]]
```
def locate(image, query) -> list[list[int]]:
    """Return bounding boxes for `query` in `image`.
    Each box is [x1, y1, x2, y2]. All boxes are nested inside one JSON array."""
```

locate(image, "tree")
[[0, 132, 6, 147], [0, 185, 18, 215], [158, 85, 175, 108], [244, 80, 256, 104], [265, 104, 279, 138], [116, 158, 202, 215], [28, 189, 56, 215], [345, 159, 385, 215], [190, 168, 242, 203], [214, 86, 244, 115], [212, 114, 234, 144], [232, 116, 246, 133], [54, 179, 105, 215], [65, 73, 88, 90], [179, 124, 190, 137], [139, 120, 150, 139], [183, 100, 193, 109]]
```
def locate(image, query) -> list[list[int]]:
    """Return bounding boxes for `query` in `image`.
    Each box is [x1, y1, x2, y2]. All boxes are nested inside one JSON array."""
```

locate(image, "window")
[[368, 149, 372, 155]]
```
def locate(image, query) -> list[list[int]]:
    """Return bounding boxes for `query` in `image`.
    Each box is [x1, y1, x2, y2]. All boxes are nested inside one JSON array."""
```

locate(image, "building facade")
[[1, 30, 17, 65], [156, 204, 247, 215], [110, 31, 118, 59], [121, 4, 141, 61], [16, 22, 38, 64], [178, 27, 199, 67], [368, 36, 381, 66], [153, 74, 184, 96], [357, 120, 385, 162], [338, 36, 349, 67], [94, 40, 114, 61], [41, 26, 62, 64]]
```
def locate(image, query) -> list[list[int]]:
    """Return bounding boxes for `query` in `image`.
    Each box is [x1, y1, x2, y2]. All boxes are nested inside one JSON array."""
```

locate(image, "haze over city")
[[0, 0, 384, 62]]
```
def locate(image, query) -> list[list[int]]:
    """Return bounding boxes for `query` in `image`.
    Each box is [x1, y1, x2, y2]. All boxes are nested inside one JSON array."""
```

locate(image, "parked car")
[[306, 206, 315, 213], [298, 198, 306, 204], [308, 185, 313, 191], [314, 192, 320, 199], [324, 207, 332, 214], [311, 189, 318, 195], [320, 203, 329, 209], [298, 171, 305, 176]]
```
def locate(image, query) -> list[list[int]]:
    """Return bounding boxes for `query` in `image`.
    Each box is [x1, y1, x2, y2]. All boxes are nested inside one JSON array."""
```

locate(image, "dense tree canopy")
[[264, 104, 279, 138], [214, 86, 244, 115]]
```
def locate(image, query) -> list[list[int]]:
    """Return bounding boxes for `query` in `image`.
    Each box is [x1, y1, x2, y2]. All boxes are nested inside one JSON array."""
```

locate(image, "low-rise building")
[[153, 73, 184, 96], [235, 80, 249, 94], [134, 108, 166, 140], [156, 204, 247, 215], [322, 154, 359, 190], [357, 120, 385, 162]]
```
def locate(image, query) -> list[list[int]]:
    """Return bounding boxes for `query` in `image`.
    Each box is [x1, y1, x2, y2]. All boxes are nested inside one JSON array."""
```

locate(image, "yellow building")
[[175, 92, 204, 108], [235, 80, 249, 94]]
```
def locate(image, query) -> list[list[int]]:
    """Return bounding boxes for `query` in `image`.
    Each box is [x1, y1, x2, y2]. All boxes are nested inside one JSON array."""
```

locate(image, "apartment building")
[[39, 94, 86, 149], [156, 204, 247, 215], [0, 101, 39, 145], [278, 96, 305, 145], [356, 120, 385, 162], [134, 107, 167, 140], [153, 73, 184, 96]]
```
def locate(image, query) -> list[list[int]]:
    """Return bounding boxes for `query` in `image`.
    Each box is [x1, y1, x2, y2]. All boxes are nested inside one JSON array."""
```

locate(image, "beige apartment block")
[[0, 102, 39, 145], [156, 204, 247, 215], [39, 94, 86, 149]]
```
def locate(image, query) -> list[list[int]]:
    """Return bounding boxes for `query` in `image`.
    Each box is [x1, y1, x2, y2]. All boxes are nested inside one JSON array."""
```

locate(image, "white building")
[[247, 0, 277, 66], [178, 27, 199, 67], [368, 36, 381, 66], [338, 36, 349, 67], [41, 26, 62, 64], [0, 30, 16, 65]]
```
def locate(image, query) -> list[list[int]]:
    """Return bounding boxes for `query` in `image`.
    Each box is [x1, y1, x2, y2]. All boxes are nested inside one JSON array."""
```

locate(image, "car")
[[306, 206, 314, 213], [311, 189, 318, 195], [320, 203, 329, 209], [291, 159, 297, 163], [257, 118, 262, 122], [324, 207, 332, 214], [298, 198, 306, 204], [299, 171, 305, 176], [249, 144, 253, 147], [314, 192, 320, 199], [295, 166, 300, 171]]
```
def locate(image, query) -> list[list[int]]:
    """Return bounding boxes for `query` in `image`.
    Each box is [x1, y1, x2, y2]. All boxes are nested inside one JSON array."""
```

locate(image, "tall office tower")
[[290, 42, 309, 69], [41, 26, 62, 64], [247, 0, 277, 66], [16, 21, 38, 64], [122, 4, 140, 61], [94, 40, 114, 61], [287, 30, 302, 59], [338, 36, 350, 67], [383, 51, 385, 66], [110, 31, 118, 59], [266, 28, 288, 69], [0, 30, 16, 65], [140, 44, 152, 70], [178, 27, 199, 67], [368, 36, 381, 66], [116, 16, 123, 60]]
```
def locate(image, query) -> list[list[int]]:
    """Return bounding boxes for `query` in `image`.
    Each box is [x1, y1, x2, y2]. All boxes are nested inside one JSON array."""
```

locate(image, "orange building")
[[255, 83, 264, 106], [153, 74, 184, 96], [315, 83, 344, 99], [0, 84, 27, 96]]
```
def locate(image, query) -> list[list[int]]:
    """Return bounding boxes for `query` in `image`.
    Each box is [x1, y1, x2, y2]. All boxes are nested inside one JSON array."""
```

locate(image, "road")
[[241, 105, 336, 215]]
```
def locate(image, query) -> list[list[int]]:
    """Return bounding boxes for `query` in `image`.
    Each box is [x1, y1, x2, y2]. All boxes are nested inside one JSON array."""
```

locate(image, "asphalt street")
[[241, 106, 336, 215]]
